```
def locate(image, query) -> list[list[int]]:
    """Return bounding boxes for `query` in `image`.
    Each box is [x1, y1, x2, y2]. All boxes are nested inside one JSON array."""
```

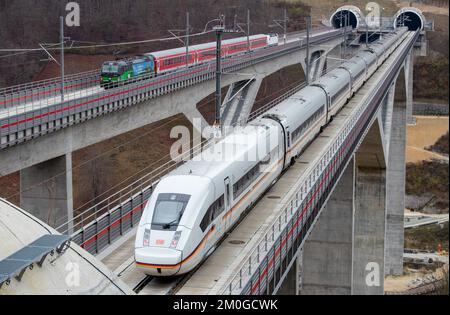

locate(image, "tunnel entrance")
[[395, 12, 423, 31], [331, 10, 358, 29]]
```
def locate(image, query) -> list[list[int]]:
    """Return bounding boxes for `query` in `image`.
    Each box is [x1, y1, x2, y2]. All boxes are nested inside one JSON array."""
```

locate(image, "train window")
[[102, 63, 119, 74], [251, 39, 266, 47], [291, 106, 325, 143], [233, 145, 279, 199], [331, 85, 350, 104], [152, 193, 191, 231], [200, 195, 225, 232], [230, 43, 247, 51], [201, 50, 216, 58], [200, 208, 213, 232]]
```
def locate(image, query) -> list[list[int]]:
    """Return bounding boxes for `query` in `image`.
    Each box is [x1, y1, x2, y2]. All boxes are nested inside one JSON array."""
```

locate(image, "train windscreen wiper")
[[162, 218, 180, 230]]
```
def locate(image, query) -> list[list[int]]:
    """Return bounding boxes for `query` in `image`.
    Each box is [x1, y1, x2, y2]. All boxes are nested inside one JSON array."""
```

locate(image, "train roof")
[[144, 34, 268, 59], [339, 57, 366, 75], [264, 85, 327, 129], [313, 68, 351, 93], [169, 120, 278, 181]]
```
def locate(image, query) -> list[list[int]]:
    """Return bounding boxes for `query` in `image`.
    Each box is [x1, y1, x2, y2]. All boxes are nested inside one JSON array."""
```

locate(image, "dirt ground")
[[406, 116, 449, 163], [385, 265, 448, 293]]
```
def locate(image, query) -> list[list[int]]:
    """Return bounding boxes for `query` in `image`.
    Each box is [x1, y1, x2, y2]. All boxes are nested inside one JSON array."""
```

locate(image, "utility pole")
[[236, 10, 251, 53], [214, 16, 225, 131], [283, 8, 287, 44], [380, 7, 383, 39], [60, 16, 65, 102], [366, 22, 369, 47], [247, 9, 250, 53], [271, 8, 289, 45], [305, 16, 311, 85], [186, 12, 190, 67], [343, 15, 347, 58]]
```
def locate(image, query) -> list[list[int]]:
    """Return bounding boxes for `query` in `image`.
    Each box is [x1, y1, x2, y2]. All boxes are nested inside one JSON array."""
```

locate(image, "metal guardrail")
[[220, 30, 420, 295], [0, 69, 99, 109], [0, 29, 344, 149]]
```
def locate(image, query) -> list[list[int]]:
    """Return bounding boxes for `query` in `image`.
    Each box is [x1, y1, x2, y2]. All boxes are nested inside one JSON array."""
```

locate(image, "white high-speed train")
[[135, 27, 409, 276]]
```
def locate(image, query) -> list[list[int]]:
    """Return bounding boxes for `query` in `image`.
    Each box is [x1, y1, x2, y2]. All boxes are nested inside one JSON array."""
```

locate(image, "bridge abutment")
[[20, 153, 73, 232]]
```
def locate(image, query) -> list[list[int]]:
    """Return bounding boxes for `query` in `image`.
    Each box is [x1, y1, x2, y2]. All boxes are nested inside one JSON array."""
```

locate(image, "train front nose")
[[135, 247, 182, 276]]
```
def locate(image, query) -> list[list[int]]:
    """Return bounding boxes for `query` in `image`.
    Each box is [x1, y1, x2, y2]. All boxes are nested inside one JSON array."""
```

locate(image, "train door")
[[284, 125, 292, 165], [223, 177, 232, 231]]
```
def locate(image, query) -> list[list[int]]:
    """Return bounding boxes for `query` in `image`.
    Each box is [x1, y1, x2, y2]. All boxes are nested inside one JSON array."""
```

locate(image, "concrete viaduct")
[[0, 6, 432, 295]]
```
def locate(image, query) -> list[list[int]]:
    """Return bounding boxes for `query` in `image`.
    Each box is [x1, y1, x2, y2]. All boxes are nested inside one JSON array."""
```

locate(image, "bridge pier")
[[299, 157, 355, 295], [404, 51, 415, 125], [20, 153, 73, 233], [385, 71, 408, 276], [352, 165, 386, 295], [299, 117, 387, 295], [352, 119, 387, 295]]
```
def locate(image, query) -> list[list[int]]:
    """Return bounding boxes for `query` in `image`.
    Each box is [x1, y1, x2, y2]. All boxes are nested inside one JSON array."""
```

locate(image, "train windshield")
[[152, 193, 191, 231], [101, 63, 120, 74]]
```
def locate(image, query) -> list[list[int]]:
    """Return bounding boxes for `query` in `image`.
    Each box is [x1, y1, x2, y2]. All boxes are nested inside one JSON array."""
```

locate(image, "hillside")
[[0, 0, 309, 87]]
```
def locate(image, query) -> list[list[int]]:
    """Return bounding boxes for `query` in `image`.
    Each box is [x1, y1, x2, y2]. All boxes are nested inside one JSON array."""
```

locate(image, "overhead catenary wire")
[[0, 29, 217, 53]]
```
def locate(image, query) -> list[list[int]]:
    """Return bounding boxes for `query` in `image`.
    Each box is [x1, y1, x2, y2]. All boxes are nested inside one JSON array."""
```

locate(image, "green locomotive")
[[100, 56, 154, 88]]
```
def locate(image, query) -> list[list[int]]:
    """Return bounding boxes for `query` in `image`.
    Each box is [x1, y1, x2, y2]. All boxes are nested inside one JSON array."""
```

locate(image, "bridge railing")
[[0, 69, 100, 109], [221, 30, 420, 295]]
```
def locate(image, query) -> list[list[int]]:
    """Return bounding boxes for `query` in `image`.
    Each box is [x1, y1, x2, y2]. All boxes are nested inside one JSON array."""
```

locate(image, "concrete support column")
[[404, 52, 415, 125], [385, 82, 407, 276], [221, 77, 263, 127], [20, 153, 74, 232], [352, 166, 386, 295], [300, 157, 355, 295], [277, 258, 299, 295], [309, 51, 327, 81], [351, 118, 387, 295], [382, 82, 397, 152]]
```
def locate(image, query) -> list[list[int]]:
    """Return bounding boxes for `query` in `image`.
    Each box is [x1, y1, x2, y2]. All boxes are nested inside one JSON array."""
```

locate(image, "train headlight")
[[143, 228, 151, 247], [170, 231, 182, 249]]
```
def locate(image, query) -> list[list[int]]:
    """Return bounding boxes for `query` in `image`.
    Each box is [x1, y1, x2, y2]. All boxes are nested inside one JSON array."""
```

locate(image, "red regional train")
[[100, 34, 279, 86]]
